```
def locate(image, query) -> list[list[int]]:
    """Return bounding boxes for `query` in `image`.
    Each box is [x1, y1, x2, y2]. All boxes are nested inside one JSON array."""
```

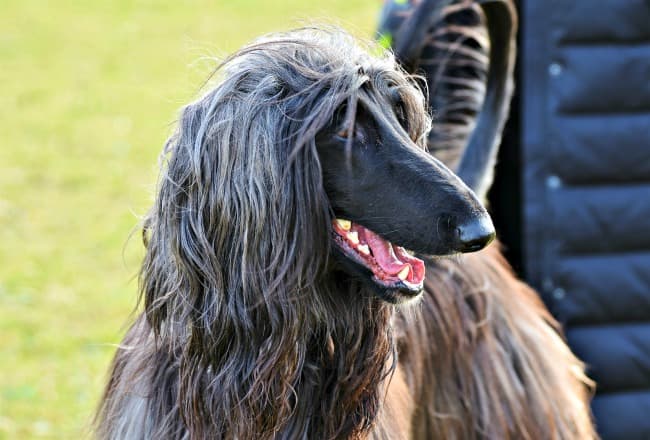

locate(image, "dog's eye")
[[332, 102, 370, 144], [336, 126, 364, 143], [336, 124, 368, 145]]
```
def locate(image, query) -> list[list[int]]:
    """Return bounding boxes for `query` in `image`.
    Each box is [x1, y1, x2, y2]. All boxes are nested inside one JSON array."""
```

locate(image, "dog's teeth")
[[335, 219, 351, 231], [347, 231, 359, 245], [397, 266, 410, 281], [357, 244, 370, 255]]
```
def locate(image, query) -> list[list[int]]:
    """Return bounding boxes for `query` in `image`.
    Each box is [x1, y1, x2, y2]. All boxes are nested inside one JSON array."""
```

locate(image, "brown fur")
[[384, 244, 596, 439]]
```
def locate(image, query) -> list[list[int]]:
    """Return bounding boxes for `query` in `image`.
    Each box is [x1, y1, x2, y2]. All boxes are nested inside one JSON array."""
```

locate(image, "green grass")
[[0, 1, 377, 437]]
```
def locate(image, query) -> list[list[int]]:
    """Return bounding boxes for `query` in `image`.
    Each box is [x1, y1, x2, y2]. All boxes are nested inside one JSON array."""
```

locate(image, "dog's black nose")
[[456, 215, 496, 253]]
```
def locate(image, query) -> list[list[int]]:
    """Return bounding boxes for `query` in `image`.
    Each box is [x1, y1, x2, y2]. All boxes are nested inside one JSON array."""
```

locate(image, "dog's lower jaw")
[[330, 247, 425, 304], [374, 285, 424, 305]]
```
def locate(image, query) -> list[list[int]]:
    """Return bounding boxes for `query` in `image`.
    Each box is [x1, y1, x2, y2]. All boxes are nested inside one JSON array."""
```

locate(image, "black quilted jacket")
[[378, 1, 650, 438], [517, 1, 650, 438]]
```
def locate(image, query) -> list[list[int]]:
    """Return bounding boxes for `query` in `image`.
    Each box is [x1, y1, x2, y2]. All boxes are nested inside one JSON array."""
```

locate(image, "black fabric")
[[518, 0, 650, 438], [378, 1, 650, 438], [591, 391, 650, 440]]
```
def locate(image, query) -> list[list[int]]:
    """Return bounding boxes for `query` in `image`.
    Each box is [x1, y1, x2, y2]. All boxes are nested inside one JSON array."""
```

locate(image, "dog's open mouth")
[[332, 218, 425, 296]]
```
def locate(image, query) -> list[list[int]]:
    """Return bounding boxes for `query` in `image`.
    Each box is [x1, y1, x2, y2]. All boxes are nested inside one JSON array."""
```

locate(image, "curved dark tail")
[[391, 0, 516, 200], [392, 0, 450, 73]]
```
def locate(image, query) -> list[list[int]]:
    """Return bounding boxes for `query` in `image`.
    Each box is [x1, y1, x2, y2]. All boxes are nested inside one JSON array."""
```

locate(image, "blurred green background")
[[0, 1, 377, 437]]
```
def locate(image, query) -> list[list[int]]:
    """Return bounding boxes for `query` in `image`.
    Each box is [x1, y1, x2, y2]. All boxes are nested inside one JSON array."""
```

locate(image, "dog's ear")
[[136, 74, 344, 435], [381, 0, 516, 200], [138, 99, 218, 344], [138, 80, 333, 349]]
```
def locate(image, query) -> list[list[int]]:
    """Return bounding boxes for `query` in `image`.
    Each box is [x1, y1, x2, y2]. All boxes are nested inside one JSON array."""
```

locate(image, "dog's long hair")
[[95, 25, 595, 440], [97, 29, 411, 440], [390, 245, 595, 439]]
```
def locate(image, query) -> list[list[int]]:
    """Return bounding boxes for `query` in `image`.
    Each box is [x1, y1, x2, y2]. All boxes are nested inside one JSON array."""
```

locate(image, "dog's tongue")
[[364, 229, 407, 274], [333, 218, 426, 284], [361, 227, 425, 284]]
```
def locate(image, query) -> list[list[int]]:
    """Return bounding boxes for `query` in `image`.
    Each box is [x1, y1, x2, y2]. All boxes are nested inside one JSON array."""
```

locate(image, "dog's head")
[[144, 29, 494, 322], [316, 70, 493, 303]]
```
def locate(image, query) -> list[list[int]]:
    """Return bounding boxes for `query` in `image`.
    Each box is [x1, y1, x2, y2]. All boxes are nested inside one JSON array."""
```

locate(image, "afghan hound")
[[95, 17, 595, 440]]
